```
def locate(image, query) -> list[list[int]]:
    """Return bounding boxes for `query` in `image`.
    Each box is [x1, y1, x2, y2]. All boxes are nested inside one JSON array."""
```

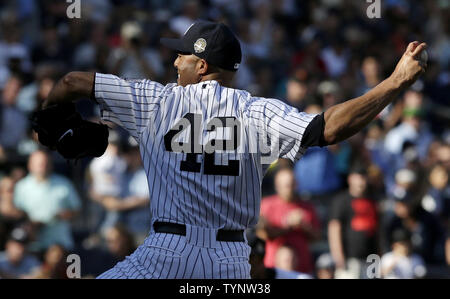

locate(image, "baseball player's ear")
[[197, 59, 208, 75]]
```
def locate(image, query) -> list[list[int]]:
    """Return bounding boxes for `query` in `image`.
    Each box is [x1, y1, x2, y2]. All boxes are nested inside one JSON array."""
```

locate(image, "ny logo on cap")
[[194, 38, 207, 53]]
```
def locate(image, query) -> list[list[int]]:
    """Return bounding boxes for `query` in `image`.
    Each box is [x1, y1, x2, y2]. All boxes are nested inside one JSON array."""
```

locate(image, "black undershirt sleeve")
[[91, 73, 98, 104], [300, 112, 327, 148]]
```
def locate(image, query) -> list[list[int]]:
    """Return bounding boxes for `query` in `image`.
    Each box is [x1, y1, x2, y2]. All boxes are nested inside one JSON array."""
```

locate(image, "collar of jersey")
[[180, 80, 219, 89], [198, 80, 219, 87]]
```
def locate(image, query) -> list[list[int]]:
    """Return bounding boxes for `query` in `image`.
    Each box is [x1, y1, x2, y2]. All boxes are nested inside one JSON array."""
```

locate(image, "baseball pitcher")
[[32, 21, 427, 279]]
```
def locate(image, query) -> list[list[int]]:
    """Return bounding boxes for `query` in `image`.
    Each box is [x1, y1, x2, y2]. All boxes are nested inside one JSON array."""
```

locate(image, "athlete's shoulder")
[[210, 84, 262, 115], [185, 80, 253, 107], [229, 85, 253, 110], [240, 91, 290, 118], [166, 81, 209, 96], [143, 82, 181, 105], [163, 82, 180, 91]]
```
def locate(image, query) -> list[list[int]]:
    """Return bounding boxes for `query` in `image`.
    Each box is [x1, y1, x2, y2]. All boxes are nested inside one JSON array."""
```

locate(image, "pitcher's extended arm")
[[322, 42, 427, 145], [43, 72, 95, 108]]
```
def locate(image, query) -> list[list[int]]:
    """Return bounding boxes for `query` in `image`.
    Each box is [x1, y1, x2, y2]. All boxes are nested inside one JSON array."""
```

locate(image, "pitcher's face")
[[174, 53, 202, 87]]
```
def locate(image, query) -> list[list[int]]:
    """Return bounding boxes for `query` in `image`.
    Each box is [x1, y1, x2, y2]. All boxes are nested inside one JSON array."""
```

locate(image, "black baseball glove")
[[30, 103, 109, 160]]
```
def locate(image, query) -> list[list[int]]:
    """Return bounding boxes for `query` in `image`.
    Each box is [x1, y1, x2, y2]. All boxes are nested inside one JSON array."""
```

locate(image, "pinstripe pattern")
[[94, 73, 316, 278], [97, 229, 251, 279]]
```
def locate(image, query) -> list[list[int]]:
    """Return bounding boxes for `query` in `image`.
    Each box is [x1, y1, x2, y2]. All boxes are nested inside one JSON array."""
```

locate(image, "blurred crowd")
[[0, 0, 449, 278]]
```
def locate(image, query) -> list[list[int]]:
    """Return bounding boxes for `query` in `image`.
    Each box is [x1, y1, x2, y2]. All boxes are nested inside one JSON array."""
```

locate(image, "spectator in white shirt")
[[381, 228, 427, 279], [88, 130, 127, 232]]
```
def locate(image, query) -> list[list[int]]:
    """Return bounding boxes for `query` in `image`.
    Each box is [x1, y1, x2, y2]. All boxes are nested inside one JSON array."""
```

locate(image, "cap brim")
[[160, 38, 191, 54]]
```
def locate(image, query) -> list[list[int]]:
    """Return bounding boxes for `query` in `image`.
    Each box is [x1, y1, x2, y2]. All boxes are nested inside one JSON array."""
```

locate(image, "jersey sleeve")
[[94, 73, 165, 142], [245, 97, 318, 163]]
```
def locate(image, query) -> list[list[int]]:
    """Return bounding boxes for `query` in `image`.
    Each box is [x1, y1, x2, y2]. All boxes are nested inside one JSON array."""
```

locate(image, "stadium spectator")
[[294, 147, 342, 196], [274, 245, 299, 272], [0, 227, 41, 278], [317, 80, 341, 111], [257, 167, 320, 274], [328, 167, 379, 279], [72, 22, 110, 72], [247, 231, 312, 279], [15, 63, 59, 114], [74, 224, 137, 278], [0, 12, 32, 88], [13, 150, 81, 252], [381, 168, 419, 227], [0, 75, 27, 151], [315, 253, 335, 279], [386, 194, 445, 266], [320, 38, 350, 78], [79, 224, 136, 278], [385, 168, 446, 267], [282, 77, 310, 111], [31, 22, 69, 68], [117, 138, 151, 243], [88, 130, 127, 233], [104, 224, 136, 262], [25, 244, 69, 279], [381, 229, 427, 279], [169, 0, 203, 37], [107, 21, 164, 81], [355, 57, 382, 97], [422, 164, 450, 222], [0, 176, 26, 250], [92, 139, 151, 244], [384, 90, 433, 160]]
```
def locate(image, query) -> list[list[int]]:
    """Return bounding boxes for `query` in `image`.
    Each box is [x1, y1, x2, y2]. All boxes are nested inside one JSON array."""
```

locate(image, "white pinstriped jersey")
[[94, 73, 317, 231]]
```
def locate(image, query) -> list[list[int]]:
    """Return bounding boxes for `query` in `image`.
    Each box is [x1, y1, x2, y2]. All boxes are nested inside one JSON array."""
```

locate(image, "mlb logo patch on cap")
[[194, 38, 207, 53]]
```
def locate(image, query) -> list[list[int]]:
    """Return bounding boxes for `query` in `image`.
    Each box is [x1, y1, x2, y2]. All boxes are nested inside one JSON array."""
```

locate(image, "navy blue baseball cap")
[[160, 20, 242, 72]]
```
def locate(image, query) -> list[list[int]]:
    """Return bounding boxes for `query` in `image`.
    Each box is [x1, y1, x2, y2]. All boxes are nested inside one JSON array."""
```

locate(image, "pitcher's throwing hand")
[[391, 41, 427, 88]]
